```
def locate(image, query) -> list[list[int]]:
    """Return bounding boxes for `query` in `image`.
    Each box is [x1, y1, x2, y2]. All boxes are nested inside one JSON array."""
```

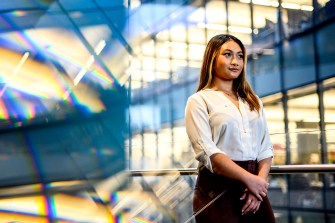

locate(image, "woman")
[[185, 34, 275, 223]]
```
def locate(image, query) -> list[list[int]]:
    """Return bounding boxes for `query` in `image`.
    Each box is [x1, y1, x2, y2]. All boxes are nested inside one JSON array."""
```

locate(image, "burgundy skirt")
[[192, 160, 275, 223]]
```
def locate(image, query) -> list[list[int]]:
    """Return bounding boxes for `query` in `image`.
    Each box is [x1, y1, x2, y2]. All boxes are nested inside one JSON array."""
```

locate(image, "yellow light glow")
[[0, 47, 66, 99], [282, 2, 301, 9]]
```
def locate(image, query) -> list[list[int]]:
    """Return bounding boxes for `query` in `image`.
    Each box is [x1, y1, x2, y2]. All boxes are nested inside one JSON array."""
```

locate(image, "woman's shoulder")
[[255, 95, 264, 107], [188, 89, 215, 102], [190, 89, 215, 98]]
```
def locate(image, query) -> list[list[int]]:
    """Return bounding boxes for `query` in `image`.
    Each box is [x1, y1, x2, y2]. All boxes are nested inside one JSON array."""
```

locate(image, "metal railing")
[[128, 164, 335, 176]]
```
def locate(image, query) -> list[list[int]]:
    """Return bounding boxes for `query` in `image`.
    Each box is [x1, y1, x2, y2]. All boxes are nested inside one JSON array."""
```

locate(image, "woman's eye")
[[238, 54, 244, 59], [223, 53, 231, 57]]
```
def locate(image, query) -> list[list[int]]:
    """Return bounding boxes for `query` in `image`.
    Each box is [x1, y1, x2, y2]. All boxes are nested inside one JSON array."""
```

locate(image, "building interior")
[[0, 0, 334, 222]]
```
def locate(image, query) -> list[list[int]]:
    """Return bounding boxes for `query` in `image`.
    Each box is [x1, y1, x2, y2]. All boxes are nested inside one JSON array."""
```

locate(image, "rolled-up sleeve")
[[185, 95, 225, 172], [257, 106, 274, 162]]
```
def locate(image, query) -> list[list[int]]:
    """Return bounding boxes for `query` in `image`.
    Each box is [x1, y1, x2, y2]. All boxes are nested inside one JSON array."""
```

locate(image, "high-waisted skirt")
[[193, 160, 275, 223]]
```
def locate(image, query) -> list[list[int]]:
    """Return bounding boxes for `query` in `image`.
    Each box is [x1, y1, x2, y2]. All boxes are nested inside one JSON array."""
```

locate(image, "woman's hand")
[[244, 174, 269, 201], [240, 189, 262, 215]]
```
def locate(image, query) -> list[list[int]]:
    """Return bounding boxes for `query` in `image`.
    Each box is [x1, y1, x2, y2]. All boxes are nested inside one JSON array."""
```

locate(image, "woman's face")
[[213, 40, 244, 81]]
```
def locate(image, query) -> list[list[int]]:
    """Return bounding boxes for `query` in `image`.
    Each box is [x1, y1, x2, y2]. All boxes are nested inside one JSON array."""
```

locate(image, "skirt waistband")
[[234, 160, 257, 174]]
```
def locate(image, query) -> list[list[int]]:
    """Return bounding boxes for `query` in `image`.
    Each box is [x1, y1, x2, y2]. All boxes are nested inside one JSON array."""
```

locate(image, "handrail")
[[129, 164, 335, 176]]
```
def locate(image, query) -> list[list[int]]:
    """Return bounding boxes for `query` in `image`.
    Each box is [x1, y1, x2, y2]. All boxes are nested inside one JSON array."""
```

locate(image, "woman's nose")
[[231, 57, 238, 64]]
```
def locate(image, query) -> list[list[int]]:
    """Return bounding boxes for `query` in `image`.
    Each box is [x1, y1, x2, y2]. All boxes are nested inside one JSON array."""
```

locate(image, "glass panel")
[[283, 34, 315, 90], [158, 92, 172, 124], [205, 0, 228, 40], [158, 128, 173, 168], [317, 22, 335, 79], [143, 131, 159, 168], [289, 173, 323, 208], [252, 46, 281, 96], [263, 93, 287, 164], [188, 43, 205, 62], [281, 0, 313, 36], [316, 0, 335, 24], [187, 25, 207, 44], [228, 1, 252, 47], [253, 3, 279, 46], [0, 172, 333, 222], [323, 78, 335, 164], [287, 85, 321, 164], [290, 211, 326, 223], [187, 0, 206, 44], [173, 125, 196, 168], [171, 84, 187, 120], [269, 171, 333, 223], [206, 0, 227, 25], [58, 0, 96, 10], [170, 24, 187, 42], [129, 133, 143, 169], [0, 2, 127, 187], [0, 1, 52, 10]]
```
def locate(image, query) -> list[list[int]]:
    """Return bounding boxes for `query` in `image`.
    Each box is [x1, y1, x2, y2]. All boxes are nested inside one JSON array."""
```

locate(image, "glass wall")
[[287, 84, 321, 164], [323, 78, 335, 164], [263, 93, 287, 165], [317, 22, 335, 79], [281, 0, 313, 36], [283, 34, 316, 90]]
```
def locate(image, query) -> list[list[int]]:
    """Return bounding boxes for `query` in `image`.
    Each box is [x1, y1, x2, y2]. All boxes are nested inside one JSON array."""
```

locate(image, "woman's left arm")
[[258, 157, 272, 180], [241, 157, 272, 215]]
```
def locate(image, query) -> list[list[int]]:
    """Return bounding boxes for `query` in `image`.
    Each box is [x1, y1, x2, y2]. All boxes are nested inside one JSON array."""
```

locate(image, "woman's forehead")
[[219, 40, 242, 52]]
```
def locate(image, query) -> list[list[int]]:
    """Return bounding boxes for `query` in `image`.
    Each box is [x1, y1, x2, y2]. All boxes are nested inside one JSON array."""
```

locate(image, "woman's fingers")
[[260, 184, 269, 197], [257, 182, 269, 199], [246, 175, 269, 201], [242, 199, 260, 215], [241, 193, 261, 215], [255, 192, 263, 201], [240, 191, 247, 200]]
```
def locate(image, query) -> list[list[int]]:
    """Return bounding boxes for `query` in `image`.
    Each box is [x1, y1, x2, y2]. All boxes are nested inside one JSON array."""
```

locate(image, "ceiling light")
[[165, 41, 188, 49], [281, 2, 301, 10], [197, 22, 227, 31], [301, 5, 313, 11], [228, 26, 252, 34]]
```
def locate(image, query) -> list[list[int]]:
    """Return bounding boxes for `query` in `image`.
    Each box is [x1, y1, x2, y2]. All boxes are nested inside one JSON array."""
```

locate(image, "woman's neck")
[[211, 82, 234, 93]]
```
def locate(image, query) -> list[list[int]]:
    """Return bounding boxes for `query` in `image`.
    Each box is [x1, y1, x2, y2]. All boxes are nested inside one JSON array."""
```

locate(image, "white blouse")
[[185, 89, 273, 173]]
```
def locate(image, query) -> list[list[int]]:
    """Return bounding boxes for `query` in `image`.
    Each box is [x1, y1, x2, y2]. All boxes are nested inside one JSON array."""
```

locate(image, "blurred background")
[[0, 0, 334, 222]]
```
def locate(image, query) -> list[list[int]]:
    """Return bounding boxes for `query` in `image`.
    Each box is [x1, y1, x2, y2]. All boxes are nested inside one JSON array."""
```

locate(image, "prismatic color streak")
[[0, 14, 38, 54], [110, 193, 154, 223], [0, 90, 40, 122], [36, 192, 53, 221], [45, 194, 57, 221], [46, 45, 115, 87], [90, 64, 115, 85], [130, 217, 153, 223], [7, 91, 36, 120], [0, 14, 71, 102], [0, 98, 9, 119]]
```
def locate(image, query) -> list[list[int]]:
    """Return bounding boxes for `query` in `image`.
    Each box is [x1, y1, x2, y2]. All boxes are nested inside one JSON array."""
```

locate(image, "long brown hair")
[[196, 34, 260, 113]]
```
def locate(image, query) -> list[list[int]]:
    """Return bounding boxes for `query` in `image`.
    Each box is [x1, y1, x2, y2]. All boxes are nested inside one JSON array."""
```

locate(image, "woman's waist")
[[198, 159, 258, 182], [233, 159, 257, 173], [196, 160, 257, 196]]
